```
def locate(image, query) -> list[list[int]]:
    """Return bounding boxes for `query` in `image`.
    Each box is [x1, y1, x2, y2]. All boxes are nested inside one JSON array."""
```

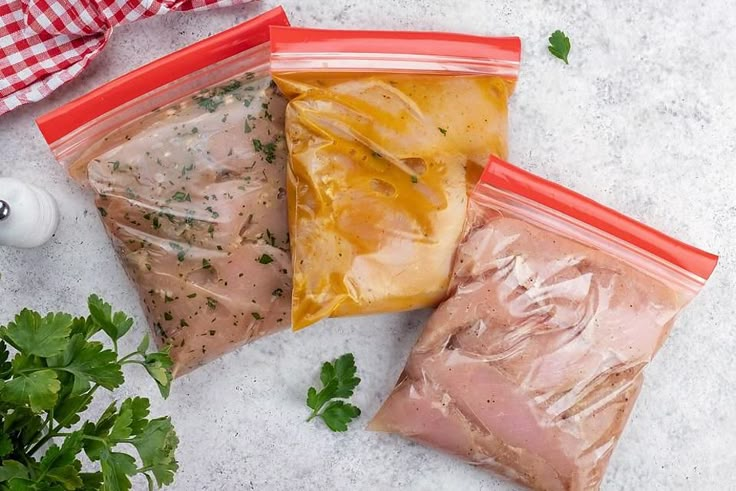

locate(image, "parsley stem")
[[119, 351, 141, 363], [23, 408, 53, 455], [82, 435, 109, 445], [121, 360, 147, 367], [306, 411, 320, 422]]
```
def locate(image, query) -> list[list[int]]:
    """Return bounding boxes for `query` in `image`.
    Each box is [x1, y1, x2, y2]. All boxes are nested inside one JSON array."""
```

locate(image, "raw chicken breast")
[[371, 158, 716, 490], [71, 70, 291, 375], [273, 71, 517, 329]]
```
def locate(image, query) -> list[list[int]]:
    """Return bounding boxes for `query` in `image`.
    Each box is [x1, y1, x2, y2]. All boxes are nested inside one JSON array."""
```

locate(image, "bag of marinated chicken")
[[37, 7, 292, 376], [370, 156, 718, 490], [270, 27, 521, 329]]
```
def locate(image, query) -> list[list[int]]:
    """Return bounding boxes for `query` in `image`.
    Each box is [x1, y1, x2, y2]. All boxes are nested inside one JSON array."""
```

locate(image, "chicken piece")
[[74, 72, 291, 375], [274, 72, 516, 329], [371, 215, 686, 490]]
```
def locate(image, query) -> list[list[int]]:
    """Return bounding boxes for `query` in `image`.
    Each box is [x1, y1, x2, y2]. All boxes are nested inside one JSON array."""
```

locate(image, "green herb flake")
[[195, 97, 221, 113], [202, 259, 211, 269], [181, 163, 194, 177], [272, 288, 283, 297], [438, 127, 448, 136], [205, 206, 220, 219], [206, 297, 218, 310], [221, 80, 242, 93], [244, 120, 252, 133], [251, 312, 262, 320], [177, 251, 186, 262], [264, 143, 277, 163], [257, 254, 274, 265], [172, 191, 191, 202], [548, 30, 571, 64], [262, 103, 272, 121], [152, 216, 161, 229], [411, 175, 418, 184], [164, 312, 173, 321], [180, 319, 189, 328], [111, 160, 121, 171], [266, 229, 276, 247], [98, 207, 108, 217], [187, 293, 197, 299], [191, 127, 199, 134]]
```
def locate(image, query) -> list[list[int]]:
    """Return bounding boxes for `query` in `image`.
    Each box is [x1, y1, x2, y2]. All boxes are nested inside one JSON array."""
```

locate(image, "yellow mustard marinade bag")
[[270, 27, 521, 329]]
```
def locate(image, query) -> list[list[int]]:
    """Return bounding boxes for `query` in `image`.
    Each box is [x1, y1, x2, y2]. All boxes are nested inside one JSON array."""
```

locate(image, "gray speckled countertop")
[[1, 1, 734, 489]]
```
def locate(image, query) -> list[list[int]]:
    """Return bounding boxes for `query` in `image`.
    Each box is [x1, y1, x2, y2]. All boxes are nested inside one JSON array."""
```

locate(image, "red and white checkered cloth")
[[0, 0, 251, 116]]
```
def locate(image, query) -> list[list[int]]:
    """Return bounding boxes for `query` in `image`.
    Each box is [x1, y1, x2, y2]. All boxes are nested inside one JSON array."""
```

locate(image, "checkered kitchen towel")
[[0, 0, 251, 116]]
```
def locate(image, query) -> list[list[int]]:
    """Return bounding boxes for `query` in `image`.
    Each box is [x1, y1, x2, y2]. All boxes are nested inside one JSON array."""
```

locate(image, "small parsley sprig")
[[0, 295, 177, 490], [548, 30, 571, 64], [306, 353, 361, 432]]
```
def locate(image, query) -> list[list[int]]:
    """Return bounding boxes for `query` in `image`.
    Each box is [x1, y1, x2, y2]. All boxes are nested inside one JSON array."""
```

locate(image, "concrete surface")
[[1, 0, 734, 489]]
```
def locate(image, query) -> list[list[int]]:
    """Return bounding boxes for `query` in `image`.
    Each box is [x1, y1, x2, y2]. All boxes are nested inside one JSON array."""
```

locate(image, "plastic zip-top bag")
[[270, 27, 521, 329], [370, 156, 718, 490], [37, 7, 292, 376]]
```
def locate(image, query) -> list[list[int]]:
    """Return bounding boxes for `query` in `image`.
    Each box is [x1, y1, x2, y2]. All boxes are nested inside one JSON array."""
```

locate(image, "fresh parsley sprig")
[[306, 353, 361, 432], [548, 30, 571, 64], [0, 295, 177, 490]]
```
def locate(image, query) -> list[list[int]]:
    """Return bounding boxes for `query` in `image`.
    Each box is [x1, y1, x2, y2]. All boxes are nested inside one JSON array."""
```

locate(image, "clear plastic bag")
[[370, 156, 718, 490], [270, 27, 521, 329], [37, 8, 292, 376]]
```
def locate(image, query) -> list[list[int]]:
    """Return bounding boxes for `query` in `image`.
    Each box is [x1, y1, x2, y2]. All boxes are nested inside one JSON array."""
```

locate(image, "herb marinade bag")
[[38, 8, 292, 376], [270, 27, 521, 329], [370, 157, 718, 490]]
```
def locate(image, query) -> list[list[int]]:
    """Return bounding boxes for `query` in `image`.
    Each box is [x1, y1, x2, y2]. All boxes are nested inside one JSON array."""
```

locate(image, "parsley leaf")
[[548, 30, 571, 64], [130, 417, 179, 487], [88, 295, 133, 345], [144, 350, 174, 399], [100, 450, 137, 490], [319, 401, 361, 432], [0, 296, 177, 490], [2, 310, 72, 357], [1, 369, 61, 412], [306, 353, 361, 431], [47, 335, 124, 394]]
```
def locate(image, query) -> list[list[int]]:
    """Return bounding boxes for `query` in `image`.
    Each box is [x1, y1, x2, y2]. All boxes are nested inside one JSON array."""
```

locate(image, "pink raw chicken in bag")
[[37, 8, 292, 376], [370, 156, 718, 490]]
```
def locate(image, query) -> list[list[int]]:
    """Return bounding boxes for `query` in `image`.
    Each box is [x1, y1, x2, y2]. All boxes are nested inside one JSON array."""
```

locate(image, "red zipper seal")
[[270, 26, 520, 77], [481, 155, 718, 280]]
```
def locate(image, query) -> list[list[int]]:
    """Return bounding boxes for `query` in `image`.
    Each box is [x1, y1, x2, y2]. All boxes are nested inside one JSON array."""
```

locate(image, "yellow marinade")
[[274, 72, 516, 329]]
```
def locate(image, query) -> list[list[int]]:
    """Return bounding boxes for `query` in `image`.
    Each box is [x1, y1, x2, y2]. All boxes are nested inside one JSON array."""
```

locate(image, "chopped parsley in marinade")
[[82, 69, 292, 374]]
